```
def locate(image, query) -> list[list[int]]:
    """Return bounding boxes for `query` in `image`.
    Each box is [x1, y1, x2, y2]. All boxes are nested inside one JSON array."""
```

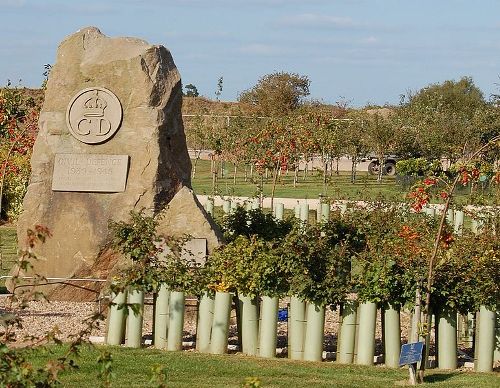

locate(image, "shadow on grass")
[[424, 372, 458, 384]]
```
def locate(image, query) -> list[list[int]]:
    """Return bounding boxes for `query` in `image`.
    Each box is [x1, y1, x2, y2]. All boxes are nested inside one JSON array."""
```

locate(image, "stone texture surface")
[[14, 27, 221, 297], [156, 186, 223, 254]]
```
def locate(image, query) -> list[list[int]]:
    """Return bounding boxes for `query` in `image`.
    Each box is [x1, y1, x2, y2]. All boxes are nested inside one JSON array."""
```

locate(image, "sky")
[[1, 0, 499, 107]]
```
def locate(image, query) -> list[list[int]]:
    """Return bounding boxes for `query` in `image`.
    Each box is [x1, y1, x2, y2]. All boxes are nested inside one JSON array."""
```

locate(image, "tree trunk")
[[270, 163, 279, 211], [351, 155, 357, 184]]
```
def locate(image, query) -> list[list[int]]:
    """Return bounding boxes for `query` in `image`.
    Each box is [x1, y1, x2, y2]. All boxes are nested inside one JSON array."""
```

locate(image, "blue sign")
[[278, 308, 288, 322], [399, 342, 424, 366]]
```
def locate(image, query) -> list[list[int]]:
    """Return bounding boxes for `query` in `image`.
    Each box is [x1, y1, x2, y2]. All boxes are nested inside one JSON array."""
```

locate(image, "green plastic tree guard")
[[471, 219, 485, 234], [337, 300, 358, 364], [300, 203, 309, 224], [446, 208, 454, 226], [154, 284, 170, 349], [197, 292, 214, 353], [356, 301, 377, 366], [475, 306, 495, 372], [125, 289, 144, 348], [437, 308, 457, 370], [274, 203, 284, 220], [222, 199, 231, 214], [320, 203, 330, 223], [167, 291, 185, 351], [294, 204, 301, 219], [289, 296, 306, 360], [303, 302, 326, 362], [252, 197, 260, 210], [205, 198, 214, 216], [106, 290, 127, 345], [495, 313, 500, 363], [239, 294, 259, 355], [210, 291, 232, 354], [259, 296, 279, 358], [453, 210, 464, 235], [383, 304, 401, 368], [424, 206, 436, 217]]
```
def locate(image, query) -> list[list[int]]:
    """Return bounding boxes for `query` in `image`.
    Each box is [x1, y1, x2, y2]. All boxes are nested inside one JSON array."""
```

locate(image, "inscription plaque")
[[399, 342, 424, 366], [66, 87, 122, 144], [52, 154, 129, 192]]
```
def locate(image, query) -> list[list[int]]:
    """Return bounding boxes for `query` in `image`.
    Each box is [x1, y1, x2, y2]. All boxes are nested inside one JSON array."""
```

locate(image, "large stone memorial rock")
[[15, 27, 221, 298]]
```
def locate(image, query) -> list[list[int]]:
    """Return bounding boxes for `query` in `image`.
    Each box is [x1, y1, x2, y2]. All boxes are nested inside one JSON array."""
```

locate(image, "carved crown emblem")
[[83, 90, 107, 117]]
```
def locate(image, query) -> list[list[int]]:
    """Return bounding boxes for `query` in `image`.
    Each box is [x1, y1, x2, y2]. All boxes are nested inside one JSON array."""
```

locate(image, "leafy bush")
[[109, 211, 200, 294], [280, 218, 363, 307], [220, 206, 292, 242], [203, 235, 288, 297], [396, 157, 442, 177], [0, 84, 41, 222], [346, 204, 442, 309], [431, 229, 499, 313]]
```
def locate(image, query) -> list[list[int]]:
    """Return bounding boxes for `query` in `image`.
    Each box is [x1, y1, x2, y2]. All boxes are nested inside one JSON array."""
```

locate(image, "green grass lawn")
[[29, 345, 498, 388], [0, 225, 17, 292], [191, 160, 407, 201]]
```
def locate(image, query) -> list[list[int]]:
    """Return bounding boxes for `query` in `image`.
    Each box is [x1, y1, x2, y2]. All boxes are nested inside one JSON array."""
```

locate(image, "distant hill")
[[9, 88, 393, 118]]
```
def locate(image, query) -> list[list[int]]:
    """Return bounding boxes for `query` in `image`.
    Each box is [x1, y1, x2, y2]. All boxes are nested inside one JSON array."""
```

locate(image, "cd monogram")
[[66, 87, 122, 144]]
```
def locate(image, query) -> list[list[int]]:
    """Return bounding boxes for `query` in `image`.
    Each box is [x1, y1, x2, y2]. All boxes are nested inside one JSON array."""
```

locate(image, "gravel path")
[[1, 295, 412, 356]]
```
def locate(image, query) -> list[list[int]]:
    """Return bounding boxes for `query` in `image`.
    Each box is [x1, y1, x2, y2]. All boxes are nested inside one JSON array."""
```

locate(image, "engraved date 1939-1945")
[[66, 166, 113, 175]]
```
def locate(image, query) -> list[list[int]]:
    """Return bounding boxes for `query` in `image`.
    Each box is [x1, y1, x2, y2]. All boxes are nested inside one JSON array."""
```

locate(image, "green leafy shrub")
[[0, 84, 41, 222], [203, 235, 288, 297], [346, 204, 441, 309], [281, 218, 363, 307], [432, 229, 499, 313], [396, 157, 442, 177], [220, 206, 292, 242], [109, 211, 200, 294]]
